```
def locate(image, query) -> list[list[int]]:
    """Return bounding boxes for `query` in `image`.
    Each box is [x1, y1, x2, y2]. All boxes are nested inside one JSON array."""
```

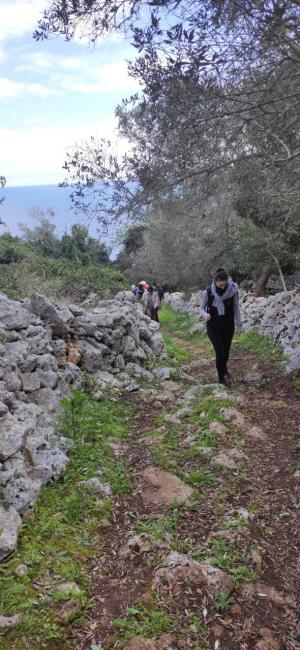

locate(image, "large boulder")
[[4, 475, 42, 515], [30, 293, 72, 336], [0, 413, 33, 461], [0, 294, 34, 330]]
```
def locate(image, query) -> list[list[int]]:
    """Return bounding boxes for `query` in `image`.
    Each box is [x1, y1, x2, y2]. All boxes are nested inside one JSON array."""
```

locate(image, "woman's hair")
[[215, 268, 228, 281]]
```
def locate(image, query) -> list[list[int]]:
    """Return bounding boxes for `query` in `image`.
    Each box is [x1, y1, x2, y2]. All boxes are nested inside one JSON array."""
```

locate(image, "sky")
[[0, 0, 138, 187]]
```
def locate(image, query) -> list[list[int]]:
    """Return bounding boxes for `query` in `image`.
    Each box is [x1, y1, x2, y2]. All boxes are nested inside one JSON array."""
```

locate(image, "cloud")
[[0, 77, 59, 98], [15, 51, 84, 72], [65, 61, 139, 94], [15, 52, 137, 95], [0, 118, 130, 186], [0, 0, 46, 43]]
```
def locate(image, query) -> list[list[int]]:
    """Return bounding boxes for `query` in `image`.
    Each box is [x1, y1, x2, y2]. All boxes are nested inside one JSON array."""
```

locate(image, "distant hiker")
[[153, 282, 164, 301], [132, 284, 139, 298], [199, 269, 242, 385], [137, 281, 147, 299], [142, 285, 158, 321], [152, 282, 164, 322]]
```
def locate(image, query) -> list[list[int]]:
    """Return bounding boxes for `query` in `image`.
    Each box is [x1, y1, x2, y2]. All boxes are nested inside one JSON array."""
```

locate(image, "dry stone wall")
[[0, 290, 164, 559], [165, 289, 300, 373]]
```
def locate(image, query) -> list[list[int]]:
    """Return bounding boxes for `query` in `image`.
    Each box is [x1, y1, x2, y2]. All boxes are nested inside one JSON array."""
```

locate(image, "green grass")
[[159, 304, 198, 335], [113, 604, 173, 643], [161, 332, 189, 363], [132, 509, 182, 541], [233, 329, 284, 361], [131, 508, 197, 553], [214, 591, 234, 612], [291, 379, 300, 396], [194, 537, 258, 588], [185, 468, 216, 487], [0, 391, 134, 648], [159, 305, 207, 357]]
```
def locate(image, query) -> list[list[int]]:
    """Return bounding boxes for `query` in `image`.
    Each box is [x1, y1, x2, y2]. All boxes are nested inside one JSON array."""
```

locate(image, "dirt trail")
[[71, 321, 299, 650]]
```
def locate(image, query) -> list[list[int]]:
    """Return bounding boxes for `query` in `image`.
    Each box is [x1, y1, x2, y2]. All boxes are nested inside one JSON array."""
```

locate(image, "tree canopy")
[[35, 0, 300, 291]]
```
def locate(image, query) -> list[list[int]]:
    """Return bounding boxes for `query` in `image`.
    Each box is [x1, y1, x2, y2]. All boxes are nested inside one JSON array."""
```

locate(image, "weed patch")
[[233, 330, 283, 361], [113, 604, 173, 642]]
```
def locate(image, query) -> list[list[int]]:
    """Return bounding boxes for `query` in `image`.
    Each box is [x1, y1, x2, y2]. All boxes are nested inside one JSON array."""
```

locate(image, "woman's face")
[[215, 279, 228, 290]]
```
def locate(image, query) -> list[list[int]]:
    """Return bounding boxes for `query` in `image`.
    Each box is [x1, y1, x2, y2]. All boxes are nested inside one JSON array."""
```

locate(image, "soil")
[[70, 328, 300, 650]]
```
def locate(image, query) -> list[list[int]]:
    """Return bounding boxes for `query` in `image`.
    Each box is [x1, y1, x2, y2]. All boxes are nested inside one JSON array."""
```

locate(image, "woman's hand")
[[204, 313, 211, 322], [235, 327, 242, 337]]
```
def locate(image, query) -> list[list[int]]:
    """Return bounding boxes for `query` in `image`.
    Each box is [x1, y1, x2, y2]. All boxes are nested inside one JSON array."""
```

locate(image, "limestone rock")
[[0, 401, 8, 416], [220, 408, 246, 428], [30, 293, 72, 336], [3, 369, 22, 392], [94, 370, 123, 389], [78, 478, 112, 496], [153, 367, 172, 381], [28, 442, 69, 484], [29, 387, 59, 412], [141, 467, 193, 506], [126, 362, 154, 382], [54, 582, 81, 595], [245, 426, 267, 441], [198, 562, 234, 595], [150, 333, 164, 356], [21, 372, 41, 393], [213, 448, 248, 470], [153, 553, 233, 595], [14, 564, 28, 577], [0, 614, 22, 629], [54, 600, 82, 624], [209, 421, 228, 435], [0, 504, 22, 560], [80, 340, 110, 371], [36, 369, 58, 389], [125, 534, 152, 555], [0, 413, 33, 460], [0, 294, 33, 330], [4, 475, 42, 514], [124, 634, 176, 650], [242, 582, 294, 607]]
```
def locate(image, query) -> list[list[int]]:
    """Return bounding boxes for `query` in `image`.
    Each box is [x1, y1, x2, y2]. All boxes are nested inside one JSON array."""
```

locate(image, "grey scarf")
[[210, 279, 238, 316]]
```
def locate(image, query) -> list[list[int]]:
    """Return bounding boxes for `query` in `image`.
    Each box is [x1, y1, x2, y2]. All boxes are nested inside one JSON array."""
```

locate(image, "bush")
[[0, 256, 128, 301]]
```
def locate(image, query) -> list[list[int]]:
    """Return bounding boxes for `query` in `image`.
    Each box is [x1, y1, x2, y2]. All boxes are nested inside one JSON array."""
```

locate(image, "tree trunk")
[[254, 266, 272, 297], [273, 256, 288, 292]]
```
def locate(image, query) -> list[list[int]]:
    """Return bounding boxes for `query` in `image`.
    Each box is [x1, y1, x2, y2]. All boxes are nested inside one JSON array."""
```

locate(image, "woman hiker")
[[142, 285, 157, 321], [199, 269, 242, 385]]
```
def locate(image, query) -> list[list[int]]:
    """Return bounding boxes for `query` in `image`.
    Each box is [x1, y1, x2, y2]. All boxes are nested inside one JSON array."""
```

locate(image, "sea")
[[1, 184, 122, 258]]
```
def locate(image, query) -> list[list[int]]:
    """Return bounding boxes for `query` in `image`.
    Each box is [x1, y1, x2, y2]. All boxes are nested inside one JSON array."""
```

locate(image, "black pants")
[[207, 323, 234, 381]]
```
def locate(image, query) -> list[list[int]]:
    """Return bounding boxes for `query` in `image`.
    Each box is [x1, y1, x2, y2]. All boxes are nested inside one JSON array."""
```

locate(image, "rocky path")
[[1, 308, 299, 650], [71, 314, 299, 650]]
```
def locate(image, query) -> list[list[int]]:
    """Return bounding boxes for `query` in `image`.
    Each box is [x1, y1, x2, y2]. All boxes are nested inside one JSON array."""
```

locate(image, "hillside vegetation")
[[0, 218, 128, 301]]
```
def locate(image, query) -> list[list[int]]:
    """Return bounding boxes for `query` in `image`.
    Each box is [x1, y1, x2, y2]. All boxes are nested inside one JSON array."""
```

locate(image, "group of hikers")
[[132, 268, 242, 387], [131, 281, 165, 322]]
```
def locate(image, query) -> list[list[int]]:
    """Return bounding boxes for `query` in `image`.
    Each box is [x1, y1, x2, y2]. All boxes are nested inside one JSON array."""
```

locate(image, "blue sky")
[[0, 0, 138, 187]]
